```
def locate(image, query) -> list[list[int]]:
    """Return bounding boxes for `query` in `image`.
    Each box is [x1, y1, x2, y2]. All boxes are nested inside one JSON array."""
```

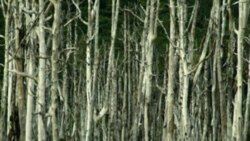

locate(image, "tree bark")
[[50, 0, 61, 140], [37, 0, 47, 141], [243, 54, 250, 141], [232, 0, 249, 140], [14, 0, 26, 140], [25, 0, 36, 140], [177, 0, 190, 139], [0, 0, 11, 140], [163, 0, 176, 140]]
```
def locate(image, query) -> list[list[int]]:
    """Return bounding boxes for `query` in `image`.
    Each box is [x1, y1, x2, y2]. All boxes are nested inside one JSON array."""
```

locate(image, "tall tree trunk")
[[201, 61, 209, 141], [214, 0, 227, 140], [0, 0, 11, 140], [177, 0, 190, 139], [243, 54, 250, 141], [92, 0, 100, 139], [25, 0, 36, 140], [163, 0, 176, 140], [85, 0, 95, 140], [144, 0, 158, 141], [14, 0, 26, 140], [7, 56, 14, 138], [132, 1, 150, 140], [226, 0, 235, 139], [37, 0, 47, 140], [50, 0, 61, 140], [107, 0, 119, 140], [232, 0, 249, 140], [121, 11, 128, 141]]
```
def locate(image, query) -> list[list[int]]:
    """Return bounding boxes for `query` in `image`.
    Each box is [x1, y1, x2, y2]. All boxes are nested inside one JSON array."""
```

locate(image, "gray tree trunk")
[[163, 0, 176, 140], [49, 0, 62, 140], [14, 0, 26, 140], [0, 0, 11, 140], [232, 0, 249, 140]]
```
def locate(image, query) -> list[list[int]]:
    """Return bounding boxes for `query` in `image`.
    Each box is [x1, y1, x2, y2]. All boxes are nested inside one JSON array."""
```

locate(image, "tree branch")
[[8, 69, 37, 82]]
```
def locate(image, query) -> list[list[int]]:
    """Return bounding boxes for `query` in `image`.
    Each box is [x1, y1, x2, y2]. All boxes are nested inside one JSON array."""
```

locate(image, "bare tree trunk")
[[92, 1, 100, 139], [49, 0, 61, 140], [132, 1, 150, 140], [14, 0, 26, 140], [201, 61, 209, 141], [7, 56, 14, 138], [219, 2, 227, 140], [85, 0, 99, 140], [0, 0, 11, 140], [143, 1, 158, 141], [193, 4, 215, 85], [188, 1, 199, 140], [226, 0, 235, 139], [37, 0, 47, 141], [121, 10, 128, 141], [243, 54, 250, 141], [214, 0, 227, 140], [211, 44, 218, 141], [25, 0, 36, 140], [177, 0, 190, 139], [232, 0, 249, 140], [163, 0, 176, 140], [108, 0, 119, 140], [6, 20, 15, 141], [85, 0, 93, 139]]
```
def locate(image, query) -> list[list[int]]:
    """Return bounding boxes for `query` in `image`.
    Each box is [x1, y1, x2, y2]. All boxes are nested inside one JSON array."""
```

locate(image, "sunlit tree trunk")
[[37, 0, 47, 140], [163, 0, 176, 140], [177, 0, 190, 139], [25, 0, 36, 140], [7, 55, 14, 138], [85, 0, 96, 140], [232, 0, 249, 140]]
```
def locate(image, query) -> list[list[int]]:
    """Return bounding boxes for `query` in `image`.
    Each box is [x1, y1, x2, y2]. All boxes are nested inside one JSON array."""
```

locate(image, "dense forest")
[[0, 0, 250, 141]]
